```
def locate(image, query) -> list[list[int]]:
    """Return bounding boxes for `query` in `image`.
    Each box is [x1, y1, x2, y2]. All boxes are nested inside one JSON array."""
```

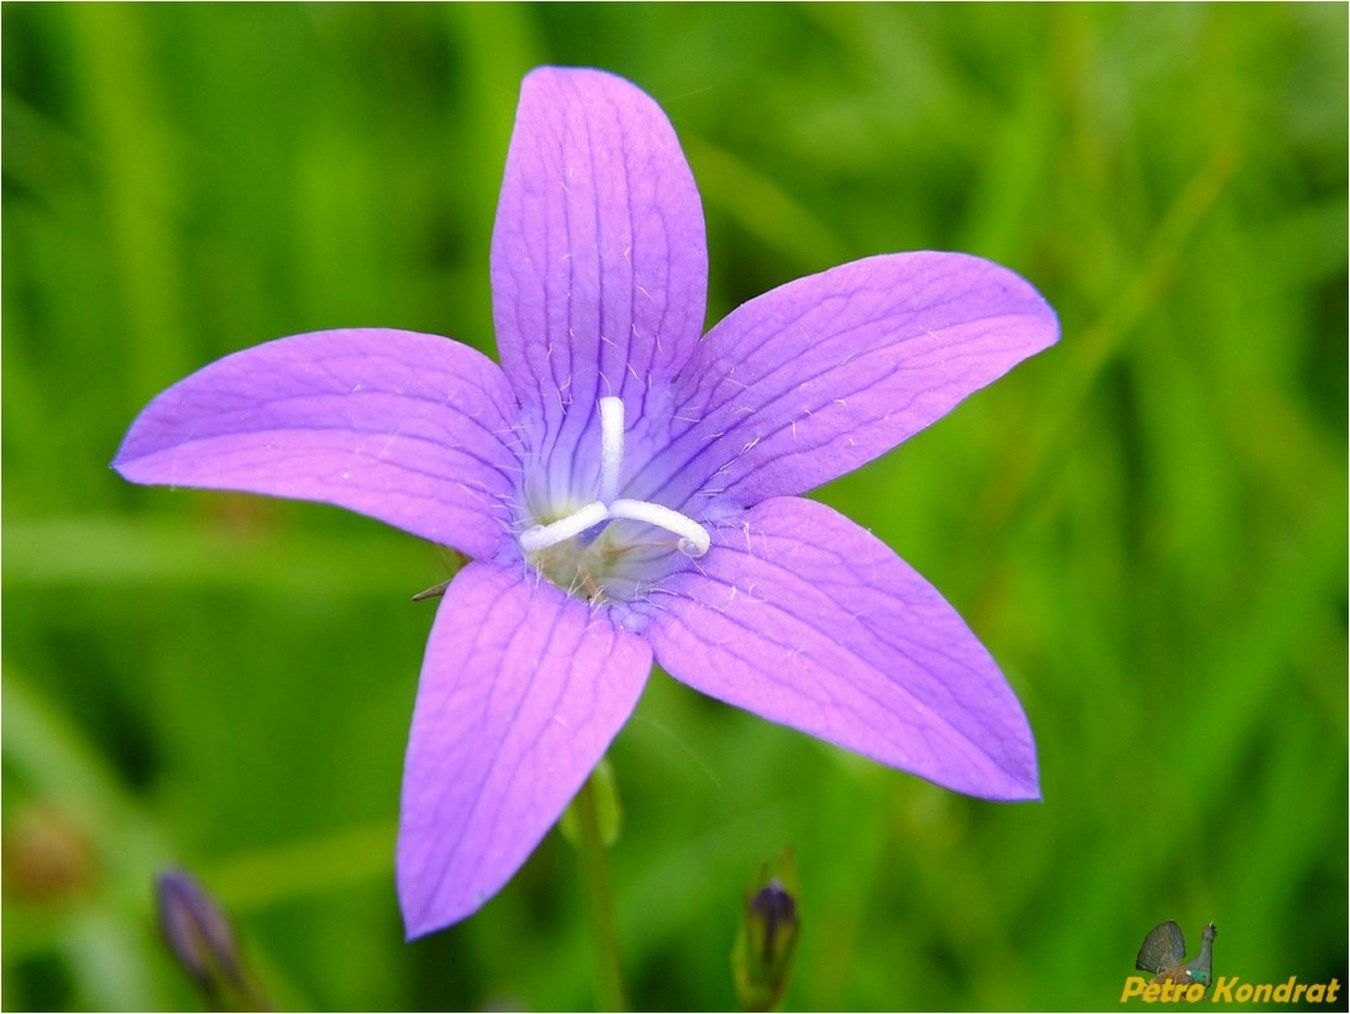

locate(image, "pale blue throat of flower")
[[519, 397, 710, 602]]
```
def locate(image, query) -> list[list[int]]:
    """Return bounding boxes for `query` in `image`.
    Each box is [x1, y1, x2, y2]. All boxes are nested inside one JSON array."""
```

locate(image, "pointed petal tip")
[[400, 907, 457, 943], [918, 248, 1062, 352], [930, 775, 1039, 805], [401, 913, 441, 943], [110, 423, 142, 475], [109, 450, 135, 479], [966, 727, 1040, 804], [397, 872, 486, 942], [109, 449, 148, 485], [917, 758, 1040, 804], [519, 65, 622, 106], [999, 780, 1043, 804], [980, 764, 1041, 804], [1015, 764, 1044, 802], [522, 64, 636, 89]]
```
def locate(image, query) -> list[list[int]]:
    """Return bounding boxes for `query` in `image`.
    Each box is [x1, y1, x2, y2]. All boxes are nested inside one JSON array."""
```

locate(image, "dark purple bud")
[[156, 869, 267, 1010], [732, 851, 800, 1012], [749, 879, 796, 965]]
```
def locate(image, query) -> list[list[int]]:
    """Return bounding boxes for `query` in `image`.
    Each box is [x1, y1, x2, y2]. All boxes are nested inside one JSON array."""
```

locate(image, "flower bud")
[[732, 850, 800, 1012], [155, 869, 268, 1010]]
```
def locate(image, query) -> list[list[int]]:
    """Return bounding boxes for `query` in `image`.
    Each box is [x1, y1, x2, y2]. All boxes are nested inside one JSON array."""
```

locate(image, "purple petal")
[[113, 329, 522, 559], [492, 67, 707, 505], [630, 252, 1058, 513], [638, 497, 1039, 801], [398, 561, 651, 937]]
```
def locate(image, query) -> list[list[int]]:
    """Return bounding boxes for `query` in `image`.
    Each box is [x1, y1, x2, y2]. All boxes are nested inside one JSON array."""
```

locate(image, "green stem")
[[573, 772, 628, 1011]]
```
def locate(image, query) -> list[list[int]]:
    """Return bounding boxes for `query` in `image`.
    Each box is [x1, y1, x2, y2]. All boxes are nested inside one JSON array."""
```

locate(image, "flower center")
[[519, 397, 710, 601]]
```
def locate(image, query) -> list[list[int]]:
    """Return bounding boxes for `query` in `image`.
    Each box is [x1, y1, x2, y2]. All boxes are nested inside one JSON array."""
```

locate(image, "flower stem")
[[572, 770, 628, 1011]]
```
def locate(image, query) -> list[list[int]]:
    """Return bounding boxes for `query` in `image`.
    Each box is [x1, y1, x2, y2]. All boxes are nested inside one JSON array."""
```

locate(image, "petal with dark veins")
[[113, 329, 522, 559], [639, 496, 1039, 801], [398, 561, 651, 937]]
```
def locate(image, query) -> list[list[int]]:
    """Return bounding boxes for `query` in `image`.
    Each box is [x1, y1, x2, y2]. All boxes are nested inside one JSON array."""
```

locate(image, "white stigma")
[[519, 398, 712, 562], [519, 500, 609, 552], [598, 396, 625, 503], [609, 498, 711, 557]]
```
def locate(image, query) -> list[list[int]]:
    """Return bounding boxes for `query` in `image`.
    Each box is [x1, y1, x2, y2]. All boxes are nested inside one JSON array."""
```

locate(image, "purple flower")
[[114, 67, 1058, 938]]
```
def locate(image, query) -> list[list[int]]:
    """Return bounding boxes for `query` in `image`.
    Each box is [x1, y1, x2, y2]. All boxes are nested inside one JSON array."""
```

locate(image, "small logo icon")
[[1123, 920, 1341, 1005], [1135, 920, 1217, 989]]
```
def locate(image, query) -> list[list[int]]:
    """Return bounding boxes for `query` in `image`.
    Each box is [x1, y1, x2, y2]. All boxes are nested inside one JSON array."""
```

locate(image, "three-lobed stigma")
[[518, 397, 711, 600]]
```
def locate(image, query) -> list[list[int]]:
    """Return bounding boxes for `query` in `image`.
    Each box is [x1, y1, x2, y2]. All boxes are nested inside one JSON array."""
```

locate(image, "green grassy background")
[[4, 4, 1346, 1010]]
